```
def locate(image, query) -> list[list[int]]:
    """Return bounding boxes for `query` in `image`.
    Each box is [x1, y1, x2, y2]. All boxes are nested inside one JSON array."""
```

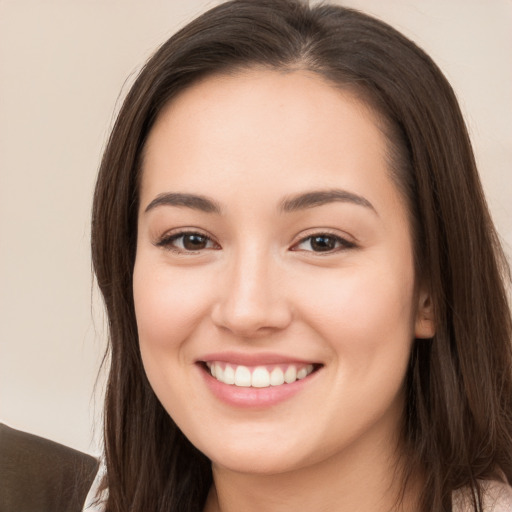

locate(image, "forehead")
[[140, 68, 404, 220], [146, 68, 380, 149]]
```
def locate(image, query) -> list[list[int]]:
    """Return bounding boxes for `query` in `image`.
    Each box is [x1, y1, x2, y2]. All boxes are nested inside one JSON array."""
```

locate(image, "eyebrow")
[[144, 188, 377, 216], [280, 189, 377, 215], [144, 192, 222, 214]]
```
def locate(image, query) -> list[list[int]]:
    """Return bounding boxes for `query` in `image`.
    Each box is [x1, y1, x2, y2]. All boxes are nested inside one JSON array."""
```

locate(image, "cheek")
[[301, 262, 416, 421], [132, 259, 216, 414], [133, 260, 213, 347], [294, 258, 416, 368]]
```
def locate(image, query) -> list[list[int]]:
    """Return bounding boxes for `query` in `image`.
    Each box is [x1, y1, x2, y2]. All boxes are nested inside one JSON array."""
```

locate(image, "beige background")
[[1, 0, 511, 456]]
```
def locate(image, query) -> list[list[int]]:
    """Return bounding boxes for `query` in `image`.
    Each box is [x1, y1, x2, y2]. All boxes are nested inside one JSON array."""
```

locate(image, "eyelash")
[[290, 231, 356, 254], [156, 231, 219, 254], [155, 230, 356, 255]]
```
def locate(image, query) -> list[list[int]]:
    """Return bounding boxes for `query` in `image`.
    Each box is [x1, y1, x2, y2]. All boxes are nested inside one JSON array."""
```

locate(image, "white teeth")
[[251, 366, 270, 388], [223, 364, 235, 385], [296, 367, 308, 380], [284, 365, 297, 384], [297, 365, 314, 379], [270, 367, 285, 386], [215, 363, 224, 382], [234, 365, 252, 387], [208, 363, 315, 388]]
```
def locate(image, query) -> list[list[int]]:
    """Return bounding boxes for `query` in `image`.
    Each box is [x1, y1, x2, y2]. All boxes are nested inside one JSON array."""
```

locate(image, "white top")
[[82, 463, 106, 512], [82, 469, 512, 512], [452, 480, 512, 512]]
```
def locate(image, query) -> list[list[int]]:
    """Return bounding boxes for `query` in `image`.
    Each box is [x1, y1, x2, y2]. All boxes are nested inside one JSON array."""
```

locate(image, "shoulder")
[[0, 423, 99, 512], [453, 480, 512, 512]]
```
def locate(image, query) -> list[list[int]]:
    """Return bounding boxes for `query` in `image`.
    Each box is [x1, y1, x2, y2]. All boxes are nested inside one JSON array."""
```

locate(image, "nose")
[[210, 248, 293, 338]]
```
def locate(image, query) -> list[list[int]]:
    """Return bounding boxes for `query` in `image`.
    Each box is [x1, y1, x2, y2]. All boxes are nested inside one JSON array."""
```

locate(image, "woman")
[[89, 1, 512, 510]]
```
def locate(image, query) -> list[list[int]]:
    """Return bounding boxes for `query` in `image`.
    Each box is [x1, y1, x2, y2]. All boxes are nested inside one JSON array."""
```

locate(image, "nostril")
[[210, 312, 293, 338]]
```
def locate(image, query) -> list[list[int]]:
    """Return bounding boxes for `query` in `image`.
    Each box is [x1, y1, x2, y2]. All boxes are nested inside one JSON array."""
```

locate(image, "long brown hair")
[[91, 1, 512, 510]]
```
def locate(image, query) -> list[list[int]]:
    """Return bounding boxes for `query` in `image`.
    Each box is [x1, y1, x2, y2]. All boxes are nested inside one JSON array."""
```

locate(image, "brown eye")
[[310, 235, 337, 252], [156, 231, 218, 253], [292, 233, 355, 253], [182, 233, 209, 250]]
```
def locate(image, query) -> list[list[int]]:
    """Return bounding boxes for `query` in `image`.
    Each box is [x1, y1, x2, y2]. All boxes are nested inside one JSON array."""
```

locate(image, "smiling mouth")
[[203, 362, 321, 388]]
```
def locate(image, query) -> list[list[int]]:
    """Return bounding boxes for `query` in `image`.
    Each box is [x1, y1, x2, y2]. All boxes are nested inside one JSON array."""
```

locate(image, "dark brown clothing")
[[0, 423, 98, 512]]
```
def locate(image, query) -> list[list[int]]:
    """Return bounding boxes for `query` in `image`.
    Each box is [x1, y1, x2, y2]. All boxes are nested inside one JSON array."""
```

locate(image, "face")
[[133, 69, 434, 475]]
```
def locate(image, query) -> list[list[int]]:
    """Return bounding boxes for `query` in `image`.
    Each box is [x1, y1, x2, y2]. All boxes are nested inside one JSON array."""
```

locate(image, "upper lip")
[[198, 351, 321, 366]]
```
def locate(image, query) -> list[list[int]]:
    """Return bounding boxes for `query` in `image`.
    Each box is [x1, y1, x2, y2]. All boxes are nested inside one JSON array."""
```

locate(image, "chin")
[[209, 450, 304, 475], [193, 429, 323, 476]]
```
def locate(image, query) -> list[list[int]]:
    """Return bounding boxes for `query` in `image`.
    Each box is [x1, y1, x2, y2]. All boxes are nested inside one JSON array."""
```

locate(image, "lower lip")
[[198, 364, 319, 408]]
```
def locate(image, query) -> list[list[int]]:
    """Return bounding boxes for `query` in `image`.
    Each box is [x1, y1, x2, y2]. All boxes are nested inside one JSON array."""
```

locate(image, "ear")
[[414, 290, 435, 339]]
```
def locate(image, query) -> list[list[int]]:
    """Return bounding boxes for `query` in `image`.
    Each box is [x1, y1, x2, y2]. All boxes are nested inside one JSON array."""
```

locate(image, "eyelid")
[[154, 228, 220, 253], [153, 227, 357, 254], [289, 229, 357, 253]]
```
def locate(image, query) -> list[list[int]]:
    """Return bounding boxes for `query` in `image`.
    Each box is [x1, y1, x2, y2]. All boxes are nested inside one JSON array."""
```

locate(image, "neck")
[[204, 430, 421, 512]]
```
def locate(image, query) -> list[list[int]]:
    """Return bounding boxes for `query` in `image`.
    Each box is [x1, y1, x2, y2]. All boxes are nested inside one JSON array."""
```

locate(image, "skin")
[[133, 69, 435, 512]]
